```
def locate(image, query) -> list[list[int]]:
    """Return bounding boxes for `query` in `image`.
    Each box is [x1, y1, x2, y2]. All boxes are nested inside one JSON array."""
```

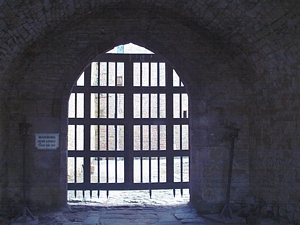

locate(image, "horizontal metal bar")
[[68, 150, 189, 157], [132, 150, 189, 157], [72, 86, 187, 93], [68, 151, 125, 157], [93, 54, 166, 62], [72, 86, 126, 93], [132, 87, 186, 92], [132, 118, 189, 124], [68, 118, 189, 125], [68, 118, 126, 125], [68, 182, 189, 190]]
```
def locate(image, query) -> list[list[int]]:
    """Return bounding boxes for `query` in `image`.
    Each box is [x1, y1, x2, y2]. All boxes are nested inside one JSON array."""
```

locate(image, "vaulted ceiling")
[[0, 1, 298, 99]]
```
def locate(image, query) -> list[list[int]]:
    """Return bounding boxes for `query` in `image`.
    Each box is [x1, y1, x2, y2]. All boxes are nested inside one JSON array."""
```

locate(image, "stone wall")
[[0, 7, 252, 213], [189, 67, 250, 213], [246, 6, 299, 220], [0, 0, 299, 223]]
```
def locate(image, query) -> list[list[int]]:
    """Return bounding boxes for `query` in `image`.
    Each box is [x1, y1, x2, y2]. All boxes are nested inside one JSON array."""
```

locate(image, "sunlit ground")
[[68, 189, 189, 206]]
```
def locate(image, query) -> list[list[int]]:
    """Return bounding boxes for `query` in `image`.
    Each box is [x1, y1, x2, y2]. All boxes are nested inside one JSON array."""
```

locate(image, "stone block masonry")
[[0, 0, 299, 223]]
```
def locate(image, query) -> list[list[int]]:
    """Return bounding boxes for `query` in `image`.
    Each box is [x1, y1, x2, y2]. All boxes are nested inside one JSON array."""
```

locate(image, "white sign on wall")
[[35, 133, 59, 149]]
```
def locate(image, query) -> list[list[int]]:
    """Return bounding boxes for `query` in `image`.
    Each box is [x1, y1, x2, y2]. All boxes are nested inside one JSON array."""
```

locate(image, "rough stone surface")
[[0, 204, 237, 225], [0, 0, 299, 224]]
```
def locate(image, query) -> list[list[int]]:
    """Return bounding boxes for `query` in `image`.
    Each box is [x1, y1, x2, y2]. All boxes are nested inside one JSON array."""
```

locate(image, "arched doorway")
[[67, 44, 190, 203]]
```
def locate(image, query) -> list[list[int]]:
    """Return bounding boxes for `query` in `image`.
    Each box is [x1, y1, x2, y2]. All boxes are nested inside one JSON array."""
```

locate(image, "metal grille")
[[68, 53, 189, 198]]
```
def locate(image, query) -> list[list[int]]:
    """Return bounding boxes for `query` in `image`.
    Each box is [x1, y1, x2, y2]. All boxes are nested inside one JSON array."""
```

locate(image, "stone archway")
[[2, 5, 253, 213], [1, 1, 299, 222]]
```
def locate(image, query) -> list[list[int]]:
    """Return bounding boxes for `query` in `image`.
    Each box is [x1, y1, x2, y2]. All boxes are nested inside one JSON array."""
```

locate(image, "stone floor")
[[4, 190, 285, 224], [5, 204, 288, 225], [9, 204, 247, 225]]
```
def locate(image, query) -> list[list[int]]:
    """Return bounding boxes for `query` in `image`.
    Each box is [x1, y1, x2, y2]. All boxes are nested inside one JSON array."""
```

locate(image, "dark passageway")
[[0, 1, 299, 224]]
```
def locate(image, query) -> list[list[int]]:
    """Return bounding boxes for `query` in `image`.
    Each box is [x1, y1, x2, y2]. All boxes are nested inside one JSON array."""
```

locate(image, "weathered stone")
[[0, 1, 299, 224]]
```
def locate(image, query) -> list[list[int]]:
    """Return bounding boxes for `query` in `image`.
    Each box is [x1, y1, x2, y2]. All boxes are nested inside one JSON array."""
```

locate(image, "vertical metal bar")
[[157, 94, 161, 185], [180, 124, 183, 151], [149, 125, 152, 152], [157, 63, 161, 120], [140, 94, 143, 118], [106, 157, 109, 184], [106, 62, 109, 86], [156, 62, 161, 192], [74, 157, 77, 183], [97, 93, 100, 118], [181, 156, 183, 196], [84, 65, 91, 186], [141, 125, 143, 150], [140, 125, 143, 184], [115, 62, 117, 87], [181, 156, 183, 182], [114, 125, 118, 183], [157, 125, 160, 151], [106, 157, 109, 198], [149, 156, 152, 198], [106, 125, 108, 151], [114, 93, 117, 119], [140, 62, 142, 87], [98, 61, 100, 86], [180, 93, 182, 119], [166, 63, 174, 184], [158, 157, 160, 183], [74, 91, 77, 194], [116, 93, 119, 119], [106, 93, 109, 119], [150, 94, 152, 118], [148, 94, 150, 119], [124, 55, 134, 184], [157, 62, 160, 87], [149, 124, 152, 197], [98, 156, 100, 198], [140, 157, 143, 183], [115, 157, 117, 183], [149, 62, 151, 86], [115, 124, 117, 151], [114, 64, 118, 120], [75, 93, 78, 119], [74, 125, 77, 151], [97, 124, 100, 151]]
